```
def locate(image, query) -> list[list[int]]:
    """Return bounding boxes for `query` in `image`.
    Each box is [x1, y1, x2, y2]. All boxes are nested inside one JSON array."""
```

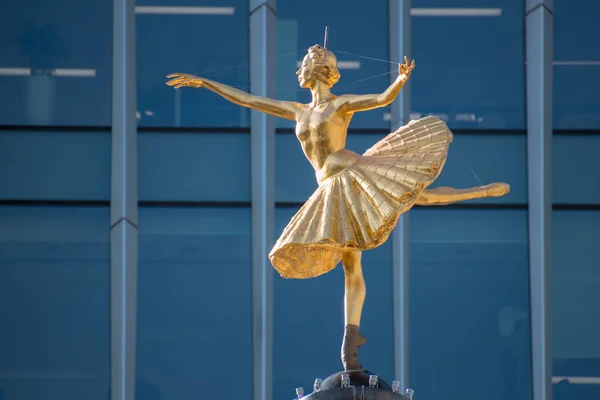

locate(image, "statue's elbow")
[[377, 94, 393, 107]]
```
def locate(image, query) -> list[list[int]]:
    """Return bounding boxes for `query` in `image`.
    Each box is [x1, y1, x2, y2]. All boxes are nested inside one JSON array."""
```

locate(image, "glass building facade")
[[0, 1, 598, 400]]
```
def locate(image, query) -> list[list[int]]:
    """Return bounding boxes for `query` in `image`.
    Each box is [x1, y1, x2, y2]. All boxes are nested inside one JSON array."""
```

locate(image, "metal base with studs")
[[294, 370, 414, 400]]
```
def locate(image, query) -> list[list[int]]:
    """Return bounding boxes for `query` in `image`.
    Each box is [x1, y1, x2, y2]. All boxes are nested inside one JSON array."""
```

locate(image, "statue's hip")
[[316, 149, 360, 185]]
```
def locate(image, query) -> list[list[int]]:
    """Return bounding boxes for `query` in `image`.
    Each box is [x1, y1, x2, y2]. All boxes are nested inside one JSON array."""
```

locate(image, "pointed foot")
[[485, 182, 510, 197]]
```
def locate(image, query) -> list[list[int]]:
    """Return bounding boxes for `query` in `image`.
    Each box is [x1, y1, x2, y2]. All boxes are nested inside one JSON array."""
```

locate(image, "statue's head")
[[296, 44, 341, 89]]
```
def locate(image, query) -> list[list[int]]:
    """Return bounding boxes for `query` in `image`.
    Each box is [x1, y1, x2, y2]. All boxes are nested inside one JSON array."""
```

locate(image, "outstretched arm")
[[166, 73, 302, 121], [336, 57, 415, 113]]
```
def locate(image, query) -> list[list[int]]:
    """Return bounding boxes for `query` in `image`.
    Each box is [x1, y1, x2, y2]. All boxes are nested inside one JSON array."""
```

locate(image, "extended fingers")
[[166, 78, 183, 87], [167, 73, 187, 80], [166, 72, 191, 87], [166, 73, 187, 85], [400, 57, 416, 70]]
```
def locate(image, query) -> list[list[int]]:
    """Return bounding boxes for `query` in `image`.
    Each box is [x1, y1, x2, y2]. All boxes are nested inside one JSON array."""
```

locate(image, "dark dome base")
[[298, 370, 412, 400]]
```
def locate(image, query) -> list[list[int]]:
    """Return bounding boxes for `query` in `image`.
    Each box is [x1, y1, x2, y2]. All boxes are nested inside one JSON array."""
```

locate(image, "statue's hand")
[[398, 56, 415, 78], [166, 73, 203, 89]]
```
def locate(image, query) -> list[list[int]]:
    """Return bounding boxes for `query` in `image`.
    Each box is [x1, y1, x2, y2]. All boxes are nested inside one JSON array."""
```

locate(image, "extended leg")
[[416, 182, 510, 206], [341, 251, 367, 371]]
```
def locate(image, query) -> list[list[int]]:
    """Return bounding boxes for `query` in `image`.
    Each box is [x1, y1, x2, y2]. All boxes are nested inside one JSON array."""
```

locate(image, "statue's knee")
[[342, 251, 361, 266], [415, 192, 430, 205]]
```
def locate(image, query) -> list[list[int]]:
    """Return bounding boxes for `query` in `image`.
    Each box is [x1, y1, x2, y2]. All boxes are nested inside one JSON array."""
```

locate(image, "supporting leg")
[[341, 251, 367, 371], [416, 182, 510, 206]]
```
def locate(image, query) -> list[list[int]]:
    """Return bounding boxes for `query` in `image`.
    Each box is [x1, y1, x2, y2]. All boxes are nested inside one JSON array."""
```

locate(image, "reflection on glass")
[[0, 0, 112, 126], [553, 0, 600, 130], [411, 0, 525, 129], [136, 0, 250, 127], [0, 206, 110, 400]]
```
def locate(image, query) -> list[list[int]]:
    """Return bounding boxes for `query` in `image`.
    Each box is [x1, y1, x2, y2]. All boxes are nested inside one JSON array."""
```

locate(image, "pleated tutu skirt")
[[269, 115, 453, 279]]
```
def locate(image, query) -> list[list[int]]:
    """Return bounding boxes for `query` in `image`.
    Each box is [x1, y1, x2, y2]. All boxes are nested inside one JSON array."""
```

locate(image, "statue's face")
[[296, 54, 315, 88]]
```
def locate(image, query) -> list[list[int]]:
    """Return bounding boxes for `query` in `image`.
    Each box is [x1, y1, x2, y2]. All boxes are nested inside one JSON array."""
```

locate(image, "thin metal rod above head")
[[324, 26, 329, 48]]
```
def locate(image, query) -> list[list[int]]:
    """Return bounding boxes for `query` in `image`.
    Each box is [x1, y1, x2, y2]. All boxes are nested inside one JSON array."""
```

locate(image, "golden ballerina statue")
[[167, 42, 510, 371]]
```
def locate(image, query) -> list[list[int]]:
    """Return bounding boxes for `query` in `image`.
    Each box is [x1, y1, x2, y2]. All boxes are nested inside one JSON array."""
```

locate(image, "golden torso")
[[295, 102, 359, 184]]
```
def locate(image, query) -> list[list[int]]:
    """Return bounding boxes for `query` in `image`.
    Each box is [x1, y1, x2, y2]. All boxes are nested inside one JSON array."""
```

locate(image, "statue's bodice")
[[295, 103, 358, 183]]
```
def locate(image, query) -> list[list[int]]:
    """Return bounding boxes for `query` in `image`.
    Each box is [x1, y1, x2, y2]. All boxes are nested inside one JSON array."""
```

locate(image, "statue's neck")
[[310, 84, 333, 106]]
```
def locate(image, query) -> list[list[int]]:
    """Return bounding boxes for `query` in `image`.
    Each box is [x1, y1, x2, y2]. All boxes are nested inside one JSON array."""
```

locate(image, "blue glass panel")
[[409, 208, 531, 400], [276, 132, 525, 204], [553, 135, 600, 204], [137, 207, 252, 399], [0, 0, 112, 126], [411, 0, 525, 129], [552, 210, 600, 400], [554, 0, 600, 130], [0, 206, 110, 400], [136, 0, 250, 128], [276, 1, 390, 129], [0, 131, 110, 200], [138, 132, 250, 202], [273, 207, 393, 399]]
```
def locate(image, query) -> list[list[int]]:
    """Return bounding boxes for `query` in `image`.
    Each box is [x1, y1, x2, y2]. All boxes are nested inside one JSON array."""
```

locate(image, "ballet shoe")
[[341, 324, 366, 371]]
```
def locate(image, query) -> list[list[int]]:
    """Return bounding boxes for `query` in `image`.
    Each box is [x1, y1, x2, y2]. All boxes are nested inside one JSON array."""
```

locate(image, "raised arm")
[[166, 73, 302, 121], [336, 57, 415, 113]]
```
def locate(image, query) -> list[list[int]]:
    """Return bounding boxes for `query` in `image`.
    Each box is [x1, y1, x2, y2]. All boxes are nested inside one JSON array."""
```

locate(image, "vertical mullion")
[[389, 0, 412, 390], [525, 1, 553, 400], [249, 2, 276, 400], [110, 0, 138, 397]]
